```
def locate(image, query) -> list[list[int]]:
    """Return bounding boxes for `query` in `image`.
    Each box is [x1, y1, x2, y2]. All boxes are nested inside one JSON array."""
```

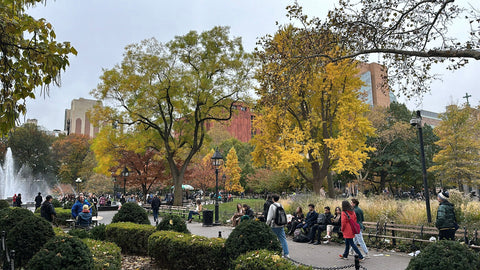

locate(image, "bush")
[[90, 223, 107, 240], [0, 207, 34, 234], [27, 236, 94, 270], [63, 200, 74, 209], [232, 249, 312, 270], [52, 198, 63, 208], [83, 238, 122, 270], [105, 222, 156, 255], [6, 215, 55, 267], [68, 228, 91, 239], [225, 220, 282, 259], [156, 214, 190, 234], [111, 202, 150, 225], [0, 200, 9, 209], [148, 231, 228, 270], [53, 207, 74, 226], [406, 240, 480, 270]]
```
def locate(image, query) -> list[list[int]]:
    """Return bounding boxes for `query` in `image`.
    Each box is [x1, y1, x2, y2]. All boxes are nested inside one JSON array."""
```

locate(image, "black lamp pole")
[[411, 110, 432, 223], [211, 148, 223, 225], [122, 167, 129, 197]]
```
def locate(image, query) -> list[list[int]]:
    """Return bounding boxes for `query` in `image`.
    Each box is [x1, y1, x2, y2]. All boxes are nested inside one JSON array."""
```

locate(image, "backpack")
[[317, 213, 326, 225], [274, 204, 288, 226], [293, 232, 310, 242]]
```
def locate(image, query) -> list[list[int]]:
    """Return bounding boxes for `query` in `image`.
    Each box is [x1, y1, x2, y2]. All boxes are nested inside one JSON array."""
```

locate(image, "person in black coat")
[[41, 195, 57, 222], [308, 206, 333, 244], [35, 192, 43, 210], [151, 194, 161, 223], [15, 194, 22, 207], [288, 206, 305, 235]]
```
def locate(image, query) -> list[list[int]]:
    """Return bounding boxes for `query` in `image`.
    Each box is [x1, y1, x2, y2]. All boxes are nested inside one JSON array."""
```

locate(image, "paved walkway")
[[97, 211, 412, 270]]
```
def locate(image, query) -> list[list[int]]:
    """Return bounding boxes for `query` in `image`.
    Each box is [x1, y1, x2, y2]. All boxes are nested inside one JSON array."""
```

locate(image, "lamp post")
[[410, 110, 432, 223], [211, 148, 223, 225], [113, 177, 117, 201], [75, 177, 82, 193], [122, 167, 129, 197]]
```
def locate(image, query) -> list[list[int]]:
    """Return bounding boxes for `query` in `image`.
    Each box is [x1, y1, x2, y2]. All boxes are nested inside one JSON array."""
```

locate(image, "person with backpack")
[[266, 194, 289, 258], [308, 206, 333, 245], [339, 200, 364, 261], [436, 190, 457, 240]]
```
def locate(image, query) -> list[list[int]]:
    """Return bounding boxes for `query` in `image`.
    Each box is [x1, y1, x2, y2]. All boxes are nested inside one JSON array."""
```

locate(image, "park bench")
[[363, 221, 478, 248], [158, 205, 203, 220]]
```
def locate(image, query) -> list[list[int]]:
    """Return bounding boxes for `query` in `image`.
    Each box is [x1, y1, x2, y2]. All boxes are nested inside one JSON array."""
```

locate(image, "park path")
[[97, 210, 412, 270]]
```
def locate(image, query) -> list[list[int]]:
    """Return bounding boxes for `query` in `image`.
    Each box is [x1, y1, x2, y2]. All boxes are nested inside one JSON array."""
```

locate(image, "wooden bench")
[[158, 205, 203, 220], [363, 221, 474, 247]]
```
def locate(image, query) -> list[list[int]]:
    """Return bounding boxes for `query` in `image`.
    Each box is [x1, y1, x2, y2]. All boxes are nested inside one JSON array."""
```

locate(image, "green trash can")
[[203, 210, 213, 226]]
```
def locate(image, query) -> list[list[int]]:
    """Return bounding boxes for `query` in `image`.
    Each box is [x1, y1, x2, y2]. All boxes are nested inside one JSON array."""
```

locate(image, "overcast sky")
[[24, 0, 480, 131]]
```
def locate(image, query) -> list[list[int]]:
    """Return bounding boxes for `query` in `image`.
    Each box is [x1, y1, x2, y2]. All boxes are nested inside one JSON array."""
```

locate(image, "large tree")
[[0, 0, 76, 134], [91, 27, 253, 205], [252, 25, 375, 197], [51, 134, 91, 184], [224, 147, 244, 194], [286, 1, 479, 96], [429, 104, 480, 191]]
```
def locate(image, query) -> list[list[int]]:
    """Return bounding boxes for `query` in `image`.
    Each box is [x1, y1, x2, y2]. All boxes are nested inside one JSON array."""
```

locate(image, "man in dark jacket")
[[261, 195, 273, 222], [41, 195, 57, 222], [35, 192, 43, 210], [436, 190, 457, 240], [309, 206, 333, 244], [351, 198, 369, 257], [151, 194, 161, 223], [297, 204, 318, 233]]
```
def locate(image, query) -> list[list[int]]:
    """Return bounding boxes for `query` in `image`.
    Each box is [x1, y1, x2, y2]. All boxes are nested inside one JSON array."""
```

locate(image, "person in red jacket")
[[339, 200, 364, 261]]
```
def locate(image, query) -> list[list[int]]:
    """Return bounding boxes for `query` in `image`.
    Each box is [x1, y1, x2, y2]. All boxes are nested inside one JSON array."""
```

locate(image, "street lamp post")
[[122, 167, 129, 197], [75, 178, 82, 193], [211, 148, 223, 225], [410, 110, 432, 223]]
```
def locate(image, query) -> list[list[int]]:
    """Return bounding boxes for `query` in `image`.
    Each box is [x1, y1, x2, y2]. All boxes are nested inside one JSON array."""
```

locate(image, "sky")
[[24, 0, 480, 131]]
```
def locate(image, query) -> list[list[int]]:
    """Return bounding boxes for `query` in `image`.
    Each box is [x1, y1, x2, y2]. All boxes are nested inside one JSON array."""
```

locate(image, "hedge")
[[105, 222, 156, 255], [232, 249, 312, 270], [148, 231, 228, 270], [83, 238, 122, 270]]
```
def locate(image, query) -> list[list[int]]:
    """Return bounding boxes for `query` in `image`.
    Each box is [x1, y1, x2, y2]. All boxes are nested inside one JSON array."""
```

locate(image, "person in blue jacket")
[[71, 194, 91, 219]]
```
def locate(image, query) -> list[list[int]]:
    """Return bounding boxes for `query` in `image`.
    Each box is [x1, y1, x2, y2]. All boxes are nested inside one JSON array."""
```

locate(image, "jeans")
[[152, 208, 159, 221], [188, 211, 199, 220], [352, 230, 368, 254], [309, 224, 327, 241], [439, 229, 455, 240], [272, 227, 289, 256], [343, 238, 363, 259]]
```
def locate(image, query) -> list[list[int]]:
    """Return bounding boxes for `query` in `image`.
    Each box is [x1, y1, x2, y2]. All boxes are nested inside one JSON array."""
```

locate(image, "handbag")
[[345, 212, 360, 234]]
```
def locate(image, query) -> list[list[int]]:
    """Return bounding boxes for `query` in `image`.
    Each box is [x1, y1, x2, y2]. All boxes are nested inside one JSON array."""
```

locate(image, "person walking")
[[40, 195, 57, 223], [15, 193, 22, 207], [350, 198, 369, 258], [151, 194, 161, 223], [339, 200, 364, 261], [436, 190, 457, 240], [266, 194, 289, 258], [35, 192, 43, 210], [261, 194, 273, 222]]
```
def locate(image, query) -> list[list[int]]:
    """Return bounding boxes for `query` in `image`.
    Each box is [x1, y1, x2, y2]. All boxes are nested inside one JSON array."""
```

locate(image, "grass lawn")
[[202, 198, 265, 224]]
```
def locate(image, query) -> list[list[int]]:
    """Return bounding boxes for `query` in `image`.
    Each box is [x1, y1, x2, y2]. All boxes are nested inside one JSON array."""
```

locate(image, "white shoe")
[[323, 240, 330, 244], [326, 235, 331, 239], [283, 254, 290, 259], [349, 250, 355, 256], [364, 254, 370, 259]]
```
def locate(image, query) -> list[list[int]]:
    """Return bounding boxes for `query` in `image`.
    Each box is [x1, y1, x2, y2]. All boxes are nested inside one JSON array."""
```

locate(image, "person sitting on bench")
[[324, 206, 342, 244], [77, 205, 92, 228], [296, 204, 318, 234], [309, 206, 333, 244], [187, 199, 203, 223]]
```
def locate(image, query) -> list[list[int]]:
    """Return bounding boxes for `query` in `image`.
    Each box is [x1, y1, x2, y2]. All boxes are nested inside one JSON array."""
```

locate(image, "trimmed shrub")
[[53, 207, 74, 226], [406, 240, 480, 270], [156, 214, 190, 234], [232, 249, 312, 270], [68, 228, 91, 239], [63, 200, 74, 209], [225, 220, 282, 259], [0, 207, 34, 235], [83, 238, 122, 270], [111, 202, 150, 225], [90, 223, 107, 240], [27, 235, 94, 270], [105, 222, 156, 255], [53, 226, 68, 236], [6, 215, 55, 267], [148, 231, 227, 270], [0, 200, 9, 209], [52, 198, 62, 208]]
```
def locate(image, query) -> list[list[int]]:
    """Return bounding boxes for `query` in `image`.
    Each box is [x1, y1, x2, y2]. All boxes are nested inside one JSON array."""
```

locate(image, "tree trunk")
[[327, 172, 335, 198], [379, 171, 387, 192]]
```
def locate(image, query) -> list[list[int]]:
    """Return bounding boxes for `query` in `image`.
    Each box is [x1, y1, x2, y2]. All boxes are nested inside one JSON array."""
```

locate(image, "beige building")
[[64, 98, 101, 138]]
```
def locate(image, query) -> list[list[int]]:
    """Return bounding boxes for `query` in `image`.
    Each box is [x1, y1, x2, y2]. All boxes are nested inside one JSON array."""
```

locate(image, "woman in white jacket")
[[266, 194, 290, 258]]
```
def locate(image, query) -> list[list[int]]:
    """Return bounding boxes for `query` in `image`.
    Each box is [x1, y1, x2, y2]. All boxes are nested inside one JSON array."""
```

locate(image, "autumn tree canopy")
[[91, 26, 253, 205], [286, 1, 480, 97], [252, 25, 375, 197], [0, 0, 77, 134], [51, 134, 90, 184]]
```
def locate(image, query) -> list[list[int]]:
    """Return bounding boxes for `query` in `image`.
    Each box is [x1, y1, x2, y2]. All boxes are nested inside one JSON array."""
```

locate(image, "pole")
[[416, 111, 432, 223], [124, 178, 126, 197], [214, 167, 219, 225]]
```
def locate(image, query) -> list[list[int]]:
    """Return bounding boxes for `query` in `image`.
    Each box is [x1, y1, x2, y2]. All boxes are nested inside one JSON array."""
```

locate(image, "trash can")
[[203, 210, 213, 226]]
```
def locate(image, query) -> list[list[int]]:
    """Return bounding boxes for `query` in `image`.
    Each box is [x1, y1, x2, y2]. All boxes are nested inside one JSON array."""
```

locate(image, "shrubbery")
[[68, 228, 91, 239], [232, 249, 312, 270], [406, 240, 480, 270], [0, 200, 9, 209], [6, 215, 55, 267], [52, 198, 62, 208], [111, 202, 150, 225], [0, 207, 34, 234], [83, 238, 122, 270], [27, 236, 94, 270], [90, 223, 107, 240], [156, 214, 190, 233], [148, 231, 227, 270], [105, 222, 156, 255], [225, 220, 282, 259]]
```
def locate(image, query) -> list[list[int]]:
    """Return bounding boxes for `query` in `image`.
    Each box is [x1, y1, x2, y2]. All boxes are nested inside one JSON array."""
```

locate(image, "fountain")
[[0, 148, 51, 201]]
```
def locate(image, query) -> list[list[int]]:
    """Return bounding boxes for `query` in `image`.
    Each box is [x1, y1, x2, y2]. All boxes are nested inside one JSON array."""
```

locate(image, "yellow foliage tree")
[[253, 25, 375, 196], [224, 147, 244, 194]]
